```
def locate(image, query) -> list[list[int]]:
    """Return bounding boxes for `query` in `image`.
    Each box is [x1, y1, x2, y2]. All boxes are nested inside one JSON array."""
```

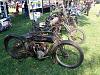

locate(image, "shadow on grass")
[[0, 14, 32, 37], [78, 15, 91, 27], [0, 45, 99, 75]]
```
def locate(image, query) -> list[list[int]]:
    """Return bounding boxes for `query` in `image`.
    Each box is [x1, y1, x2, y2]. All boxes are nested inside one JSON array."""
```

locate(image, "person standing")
[[16, 2, 19, 13], [84, 0, 93, 16], [24, 1, 29, 17], [22, 1, 25, 14]]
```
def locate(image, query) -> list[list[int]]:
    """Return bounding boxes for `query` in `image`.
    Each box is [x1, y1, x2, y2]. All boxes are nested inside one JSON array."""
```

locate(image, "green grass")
[[0, 4, 100, 75]]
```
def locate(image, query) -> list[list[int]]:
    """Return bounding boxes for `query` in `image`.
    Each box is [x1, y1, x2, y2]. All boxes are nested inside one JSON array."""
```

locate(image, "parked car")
[[0, 1, 12, 32], [0, 17, 12, 32]]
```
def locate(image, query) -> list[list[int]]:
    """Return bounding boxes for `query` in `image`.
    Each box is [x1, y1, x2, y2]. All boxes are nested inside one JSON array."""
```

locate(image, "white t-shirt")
[[22, 3, 25, 8]]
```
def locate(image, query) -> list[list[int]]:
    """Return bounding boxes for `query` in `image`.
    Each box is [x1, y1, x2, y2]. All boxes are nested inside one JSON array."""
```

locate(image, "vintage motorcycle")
[[45, 6, 85, 44], [4, 25, 84, 68]]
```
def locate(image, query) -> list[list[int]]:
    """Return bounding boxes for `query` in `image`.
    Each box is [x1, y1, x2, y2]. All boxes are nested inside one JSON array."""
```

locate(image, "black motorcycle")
[[4, 25, 84, 69]]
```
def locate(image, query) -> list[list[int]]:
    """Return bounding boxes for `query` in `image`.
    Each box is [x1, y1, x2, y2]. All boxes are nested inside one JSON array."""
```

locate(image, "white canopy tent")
[[0, 0, 8, 2]]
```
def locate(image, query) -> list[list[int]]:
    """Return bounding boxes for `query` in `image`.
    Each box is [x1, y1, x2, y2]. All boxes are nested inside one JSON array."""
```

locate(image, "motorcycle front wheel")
[[55, 40, 84, 69]]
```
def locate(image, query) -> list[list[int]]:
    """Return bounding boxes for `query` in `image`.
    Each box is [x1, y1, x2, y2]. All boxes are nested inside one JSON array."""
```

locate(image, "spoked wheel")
[[68, 28, 85, 44], [4, 36, 27, 59], [55, 40, 84, 69]]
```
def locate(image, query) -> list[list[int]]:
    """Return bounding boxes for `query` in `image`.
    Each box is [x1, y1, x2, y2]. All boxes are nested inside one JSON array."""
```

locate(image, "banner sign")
[[29, 0, 42, 9]]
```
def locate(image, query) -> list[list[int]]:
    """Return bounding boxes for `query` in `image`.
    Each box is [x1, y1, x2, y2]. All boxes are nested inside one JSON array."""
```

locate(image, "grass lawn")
[[0, 4, 100, 75]]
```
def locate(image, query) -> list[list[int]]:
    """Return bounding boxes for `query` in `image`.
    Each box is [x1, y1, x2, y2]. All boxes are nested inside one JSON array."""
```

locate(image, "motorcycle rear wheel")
[[4, 35, 27, 59]]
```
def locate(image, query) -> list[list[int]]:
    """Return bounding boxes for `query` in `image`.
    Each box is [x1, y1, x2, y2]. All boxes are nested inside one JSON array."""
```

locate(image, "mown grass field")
[[0, 4, 100, 75]]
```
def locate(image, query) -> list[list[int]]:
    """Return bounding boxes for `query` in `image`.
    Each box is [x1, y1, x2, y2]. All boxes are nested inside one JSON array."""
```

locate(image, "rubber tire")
[[4, 35, 26, 59], [55, 40, 84, 69]]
